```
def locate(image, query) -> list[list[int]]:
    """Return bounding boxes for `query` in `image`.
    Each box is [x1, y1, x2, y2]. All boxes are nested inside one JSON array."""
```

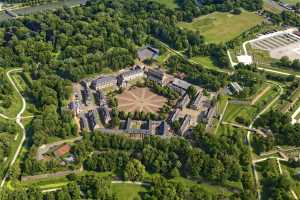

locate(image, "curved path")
[[0, 68, 26, 188], [246, 82, 283, 200]]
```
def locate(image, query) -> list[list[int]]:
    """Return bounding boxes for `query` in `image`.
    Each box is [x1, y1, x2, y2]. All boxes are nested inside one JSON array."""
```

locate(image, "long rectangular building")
[[191, 92, 202, 110], [229, 82, 243, 94], [169, 78, 191, 95], [86, 110, 97, 131], [79, 114, 88, 131], [120, 68, 144, 82], [95, 90, 107, 106], [91, 76, 117, 90], [177, 94, 190, 109], [99, 106, 111, 125], [169, 108, 180, 123], [179, 115, 191, 136], [147, 68, 167, 85]]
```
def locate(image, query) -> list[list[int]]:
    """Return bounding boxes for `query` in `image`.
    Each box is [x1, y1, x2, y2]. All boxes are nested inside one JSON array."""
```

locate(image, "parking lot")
[[251, 32, 300, 60]]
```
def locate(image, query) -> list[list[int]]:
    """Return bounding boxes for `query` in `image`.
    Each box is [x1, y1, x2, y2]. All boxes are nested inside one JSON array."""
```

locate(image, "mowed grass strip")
[[177, 11, 264, 43]]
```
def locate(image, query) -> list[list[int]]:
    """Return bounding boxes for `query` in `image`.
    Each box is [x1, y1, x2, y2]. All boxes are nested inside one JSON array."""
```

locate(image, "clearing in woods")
[[177, 11, 264, 43]]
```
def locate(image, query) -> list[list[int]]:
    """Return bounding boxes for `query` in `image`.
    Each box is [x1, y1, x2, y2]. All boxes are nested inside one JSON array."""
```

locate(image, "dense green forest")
[[1, 174, 232, 200], [0, 0, 275, 199], [15, 127, 256, 199], [0, 68, 13, 109], [0, 0, 249, 150], [254, 110, 300, 147]]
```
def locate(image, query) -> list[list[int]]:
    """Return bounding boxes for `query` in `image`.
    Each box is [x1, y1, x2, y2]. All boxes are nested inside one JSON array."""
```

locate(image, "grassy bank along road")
[[246, 81, 283, 200], [0, 68, 27, 188]]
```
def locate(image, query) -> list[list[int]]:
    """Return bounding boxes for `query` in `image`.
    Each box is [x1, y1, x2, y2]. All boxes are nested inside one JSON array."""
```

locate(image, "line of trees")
[[273, 56, 300, 72]]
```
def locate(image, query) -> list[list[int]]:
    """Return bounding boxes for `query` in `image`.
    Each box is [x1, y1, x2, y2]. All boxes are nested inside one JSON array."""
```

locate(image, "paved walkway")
[[246, 81, 283, 200], [0, 69, 27, 188]]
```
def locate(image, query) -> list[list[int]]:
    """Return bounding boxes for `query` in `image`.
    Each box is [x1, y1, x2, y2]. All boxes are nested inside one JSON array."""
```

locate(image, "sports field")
[[177, 11, 264, 43]]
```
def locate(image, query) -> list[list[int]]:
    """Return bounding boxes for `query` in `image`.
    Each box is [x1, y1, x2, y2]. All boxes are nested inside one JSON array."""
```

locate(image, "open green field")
[[223, 103, 257, 123], [190, 56, 221, 71], [156, 50, 174, 65], [170, 177, 235, 196], [263, 0, 282, 14], [281, 0, 299, 5], [217, 123, 247, 136], [112, 183, 148, 200], [223, 83, 280, 123], [151, 0, 178, 9], [177, 11, 264, 43]]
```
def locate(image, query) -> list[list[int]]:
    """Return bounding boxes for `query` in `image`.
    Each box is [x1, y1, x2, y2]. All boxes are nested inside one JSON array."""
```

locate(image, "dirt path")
[[251, 85, 271, 105]]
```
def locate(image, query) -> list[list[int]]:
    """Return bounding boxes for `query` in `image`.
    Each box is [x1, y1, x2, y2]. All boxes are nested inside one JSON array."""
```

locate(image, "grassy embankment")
[[222, 83, 280, 124]]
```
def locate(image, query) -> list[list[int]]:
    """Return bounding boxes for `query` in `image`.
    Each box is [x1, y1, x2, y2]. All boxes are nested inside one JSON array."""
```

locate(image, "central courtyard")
[[116, 87, 167, 113]]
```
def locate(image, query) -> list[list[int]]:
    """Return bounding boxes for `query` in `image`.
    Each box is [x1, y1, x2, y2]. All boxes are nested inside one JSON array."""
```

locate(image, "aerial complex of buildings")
[[69, 46, 217, 139]]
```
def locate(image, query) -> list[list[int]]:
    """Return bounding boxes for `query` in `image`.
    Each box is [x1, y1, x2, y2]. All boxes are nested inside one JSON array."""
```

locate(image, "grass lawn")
[[0, 70, 28, 118], [11, 72, 38, 117], [170, 177, 233, 196], [151, 0, 178, 9], [281, 0, 299, 4], [223, 103, 257, 123], [217, 124, 246, 135], [177, 11, 264, 43], [254, 86, 279, 108], [190, 56, 223, 71], [156, 50, 174, 65], [39, 182, 69, 189], [112, 183, 148, 200], [263, 0, 282, 14]]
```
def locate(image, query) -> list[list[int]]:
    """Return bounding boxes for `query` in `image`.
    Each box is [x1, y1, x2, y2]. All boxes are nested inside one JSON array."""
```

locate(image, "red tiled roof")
[[54, 144, 71, 157]]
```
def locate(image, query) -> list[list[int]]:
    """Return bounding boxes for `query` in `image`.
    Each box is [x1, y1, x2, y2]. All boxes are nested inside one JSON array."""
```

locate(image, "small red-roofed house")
[[54, 144, 71, 157]]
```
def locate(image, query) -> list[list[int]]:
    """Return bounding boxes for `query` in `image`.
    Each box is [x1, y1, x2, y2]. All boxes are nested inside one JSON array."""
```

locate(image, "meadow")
[[151, 0, 178, 9], [177, 11, 264, 43], [281, 0, 299, 4]]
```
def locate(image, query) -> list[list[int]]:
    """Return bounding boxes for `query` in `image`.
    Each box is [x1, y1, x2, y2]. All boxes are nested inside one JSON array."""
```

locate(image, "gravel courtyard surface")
[[117, 87, 167, 113]]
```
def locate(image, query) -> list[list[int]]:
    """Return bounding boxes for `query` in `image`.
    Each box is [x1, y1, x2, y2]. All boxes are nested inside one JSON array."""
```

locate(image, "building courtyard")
[[117, 87, 167, 113]]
